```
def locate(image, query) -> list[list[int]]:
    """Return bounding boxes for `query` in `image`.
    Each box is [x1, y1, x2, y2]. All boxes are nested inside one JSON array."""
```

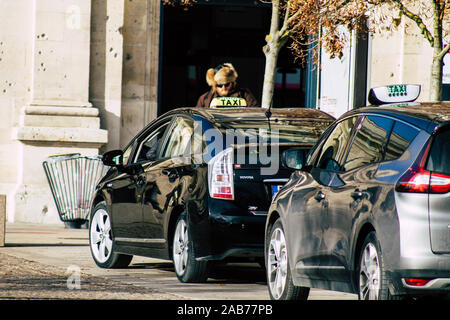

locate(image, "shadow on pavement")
[[4, 243, 89, 247], [130, 261, 267, 285]]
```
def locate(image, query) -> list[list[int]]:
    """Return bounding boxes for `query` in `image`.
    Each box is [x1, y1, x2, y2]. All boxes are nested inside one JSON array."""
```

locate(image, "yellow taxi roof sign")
[[210, 97, 247, 108]]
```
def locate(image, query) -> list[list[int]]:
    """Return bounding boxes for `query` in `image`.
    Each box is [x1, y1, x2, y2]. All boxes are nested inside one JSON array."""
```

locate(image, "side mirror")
[[102, 150, 124, 167], [282, 149, 305, 170]]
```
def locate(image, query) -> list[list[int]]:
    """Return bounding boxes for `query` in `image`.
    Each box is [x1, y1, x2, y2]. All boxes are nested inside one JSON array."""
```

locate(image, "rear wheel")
[[172, 214, 209, 283], [266, 219, 309, 300], [357, 231, 399, 300], [89, 201, 132, 268]]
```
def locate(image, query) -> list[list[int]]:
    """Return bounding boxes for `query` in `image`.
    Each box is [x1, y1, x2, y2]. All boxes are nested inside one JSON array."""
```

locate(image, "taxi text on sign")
[[210, 97, 247, 108]]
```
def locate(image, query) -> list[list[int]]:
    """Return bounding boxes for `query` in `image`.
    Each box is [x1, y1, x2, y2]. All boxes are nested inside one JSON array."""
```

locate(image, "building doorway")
[[159, 1, 309, 115]]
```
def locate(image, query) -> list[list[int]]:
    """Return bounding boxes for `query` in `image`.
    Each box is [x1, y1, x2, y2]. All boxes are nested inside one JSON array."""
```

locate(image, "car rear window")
[[219, 120, 332, 144], [384, 121, 419, 161], [426, 128, 450, 175]]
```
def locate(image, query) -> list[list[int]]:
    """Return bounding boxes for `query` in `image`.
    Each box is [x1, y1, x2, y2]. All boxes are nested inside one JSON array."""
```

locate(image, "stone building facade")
[[0, 0, 446, 224], [0, 0, 160, 223]]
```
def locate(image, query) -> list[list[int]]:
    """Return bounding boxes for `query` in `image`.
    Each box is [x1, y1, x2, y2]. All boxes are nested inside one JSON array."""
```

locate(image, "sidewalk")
[[1, 221, 96, 269], [0, 221, 357, 300], [0, 222, 178, 300]]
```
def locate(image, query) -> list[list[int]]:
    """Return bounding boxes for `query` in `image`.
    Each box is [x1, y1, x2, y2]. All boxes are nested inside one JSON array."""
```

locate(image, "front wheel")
[[266, 219, 309, 300], [172, 214, 209, 283], [89, 201, 132, 268]]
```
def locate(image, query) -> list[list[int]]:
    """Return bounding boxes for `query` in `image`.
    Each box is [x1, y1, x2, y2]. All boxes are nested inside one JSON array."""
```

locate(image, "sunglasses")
[[216, 82, 231, 88]]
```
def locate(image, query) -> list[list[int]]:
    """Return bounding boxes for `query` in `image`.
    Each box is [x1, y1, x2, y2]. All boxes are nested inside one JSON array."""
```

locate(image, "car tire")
[[89, 201, 132, 268], [357, 231, 400, 300], [172, 214, 209, 283], [266, 219, 310, 300]]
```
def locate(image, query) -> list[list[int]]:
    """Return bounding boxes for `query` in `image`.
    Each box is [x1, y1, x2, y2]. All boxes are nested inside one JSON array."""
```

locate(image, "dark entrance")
[[159, 1, 310, 115]]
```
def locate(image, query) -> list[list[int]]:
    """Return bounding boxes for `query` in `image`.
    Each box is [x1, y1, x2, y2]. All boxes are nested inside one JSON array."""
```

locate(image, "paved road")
[[0, 222, 357, 300]]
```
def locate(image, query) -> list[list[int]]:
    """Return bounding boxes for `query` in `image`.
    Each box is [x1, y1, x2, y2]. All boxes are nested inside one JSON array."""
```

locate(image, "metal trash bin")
[[43, 153, 109, 225]]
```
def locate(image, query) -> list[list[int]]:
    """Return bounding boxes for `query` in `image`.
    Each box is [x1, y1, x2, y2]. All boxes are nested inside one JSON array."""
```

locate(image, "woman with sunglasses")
[[195, 63, 259, 108]]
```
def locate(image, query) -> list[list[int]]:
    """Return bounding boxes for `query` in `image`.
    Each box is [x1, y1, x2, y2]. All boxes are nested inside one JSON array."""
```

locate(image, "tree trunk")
[[428, 0, 444, 102], [261, 0, 282, 109], [429, 54, 443, 102], [261, 47, 280, 108]]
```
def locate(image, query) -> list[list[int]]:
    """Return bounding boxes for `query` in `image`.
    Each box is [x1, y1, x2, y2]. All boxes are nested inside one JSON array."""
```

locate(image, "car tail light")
[[395, 140, 450, 194], [396, 168, 431, 193], [429, 172, 450, 193], [404, 278, 431, 287], [208, 147, 234, 200]]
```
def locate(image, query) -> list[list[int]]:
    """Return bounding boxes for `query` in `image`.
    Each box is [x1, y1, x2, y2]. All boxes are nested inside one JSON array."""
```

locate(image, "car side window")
[[135, 123, 169, 163], [306, 124, 336, 167], [122, 143, 133, 166], [343, 116, 394, 171], [384, 121, 419, 161], [161, 117, 194, 158], [426, 128, 450, 175], [315, 117, 358, 171]]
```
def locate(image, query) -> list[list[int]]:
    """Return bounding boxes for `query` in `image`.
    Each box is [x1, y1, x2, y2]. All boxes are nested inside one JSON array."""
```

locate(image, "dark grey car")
[[265, 85, 450, 300]]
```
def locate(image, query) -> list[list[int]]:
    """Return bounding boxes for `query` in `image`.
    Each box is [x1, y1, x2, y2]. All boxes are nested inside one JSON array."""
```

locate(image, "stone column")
[[11, 0, 107, 223], [90, 0, 125, 152], [120, 0, 161, 145], [144, 0, 161, 126]]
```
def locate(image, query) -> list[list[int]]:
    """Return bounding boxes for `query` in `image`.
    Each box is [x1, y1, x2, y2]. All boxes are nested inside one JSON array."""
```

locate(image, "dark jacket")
[[196, 87, 259, 108]]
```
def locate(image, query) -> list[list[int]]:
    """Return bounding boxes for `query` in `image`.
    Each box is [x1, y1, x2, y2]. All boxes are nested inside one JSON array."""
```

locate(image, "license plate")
[[272, 185, 281, 199]]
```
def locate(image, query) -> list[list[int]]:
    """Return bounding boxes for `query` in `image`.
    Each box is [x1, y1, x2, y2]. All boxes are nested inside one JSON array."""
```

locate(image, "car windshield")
[[218, 120, 331, 144]]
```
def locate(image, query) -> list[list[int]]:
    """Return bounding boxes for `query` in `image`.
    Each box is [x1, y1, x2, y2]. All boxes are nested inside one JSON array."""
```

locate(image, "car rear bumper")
[[192, 202, 267, 262], [401, 278, 450, 290], [391, 192, 450, 296], [388, 255, 450, 296]]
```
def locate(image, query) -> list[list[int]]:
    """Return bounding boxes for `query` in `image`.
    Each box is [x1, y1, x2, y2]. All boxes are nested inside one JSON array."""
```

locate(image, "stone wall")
[[0, 0, 107, 223], [369, 21, 434, 101], [120, 0, 160, 146], [90, 0, 125, 152]]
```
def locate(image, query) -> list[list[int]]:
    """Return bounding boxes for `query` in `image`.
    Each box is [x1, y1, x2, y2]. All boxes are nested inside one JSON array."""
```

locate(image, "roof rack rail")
[[368, 84, 421, 106]]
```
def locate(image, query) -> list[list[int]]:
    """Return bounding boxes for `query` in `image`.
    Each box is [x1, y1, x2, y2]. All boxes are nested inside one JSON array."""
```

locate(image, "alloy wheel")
[[90, 208, 113, 263], [268, 227, 288, 299], [173, 218, 189, 276], [359, 242, 381, 300]]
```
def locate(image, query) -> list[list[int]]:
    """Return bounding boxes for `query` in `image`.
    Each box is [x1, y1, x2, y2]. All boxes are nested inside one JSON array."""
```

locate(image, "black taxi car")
[[89, 107, 334, 282]]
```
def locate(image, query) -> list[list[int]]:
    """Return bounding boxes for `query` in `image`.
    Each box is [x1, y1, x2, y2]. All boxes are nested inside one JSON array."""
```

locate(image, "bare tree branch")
[[279, 1, 297, 45], [391, 0, 435, 46], [436, 41, 450, 60]]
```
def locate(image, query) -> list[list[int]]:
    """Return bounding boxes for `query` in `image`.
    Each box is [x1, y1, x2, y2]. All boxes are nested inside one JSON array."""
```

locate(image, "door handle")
[[314, 191, 325, 201], [162, 169, 179, 181], [136, 175, 146, 186]]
